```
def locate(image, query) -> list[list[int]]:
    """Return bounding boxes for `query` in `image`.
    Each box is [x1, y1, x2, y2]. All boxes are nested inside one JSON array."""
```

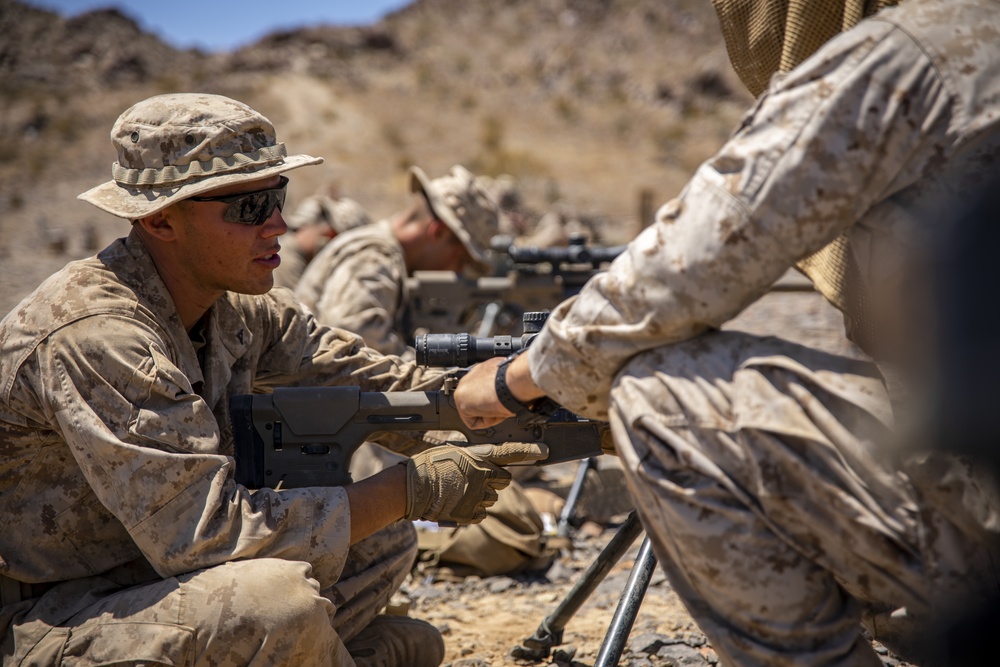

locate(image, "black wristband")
[[495, 353, 559, 425], [495, 354, 533, 416]]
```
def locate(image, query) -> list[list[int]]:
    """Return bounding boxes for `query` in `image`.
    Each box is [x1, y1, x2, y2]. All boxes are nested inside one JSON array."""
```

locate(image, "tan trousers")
[[1, 520, 416, 666], [608, 331, 997, 667]]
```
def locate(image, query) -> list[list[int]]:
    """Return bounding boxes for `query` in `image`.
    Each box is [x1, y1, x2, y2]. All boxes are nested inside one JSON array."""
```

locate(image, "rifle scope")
[[491, 233, 626, 268], [506, 242, 626, 267], [415, 311, 548, 367]]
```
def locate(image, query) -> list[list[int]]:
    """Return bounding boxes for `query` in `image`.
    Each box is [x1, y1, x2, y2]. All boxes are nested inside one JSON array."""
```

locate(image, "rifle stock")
[[231, 385, 608, 489]]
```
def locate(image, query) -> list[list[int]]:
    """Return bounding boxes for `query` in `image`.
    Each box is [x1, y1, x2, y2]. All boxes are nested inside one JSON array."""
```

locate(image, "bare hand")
[[453, 357, 513, 430]]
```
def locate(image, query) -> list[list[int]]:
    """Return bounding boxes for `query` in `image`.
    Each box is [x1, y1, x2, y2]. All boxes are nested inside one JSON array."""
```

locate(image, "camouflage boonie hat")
[[79, 93, 323, 219], [409, 165, 499, 269], [286, 195, 372, 233]]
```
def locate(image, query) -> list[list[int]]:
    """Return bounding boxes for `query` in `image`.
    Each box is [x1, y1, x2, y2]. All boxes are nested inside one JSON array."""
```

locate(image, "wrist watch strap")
[[495, 354, 531, 415], [495, 353, 556, 425]]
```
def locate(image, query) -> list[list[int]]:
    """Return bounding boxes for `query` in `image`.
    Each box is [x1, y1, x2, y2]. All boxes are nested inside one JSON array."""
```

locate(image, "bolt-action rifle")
[[230, 312, 608, 490], [405, 234, 626, 337]]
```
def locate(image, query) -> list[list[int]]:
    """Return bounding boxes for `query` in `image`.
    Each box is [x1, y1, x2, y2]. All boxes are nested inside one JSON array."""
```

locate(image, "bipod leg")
[[557, 457, 597, 538], [475, 301, 503, 337], [593, 536, 658, 667], [512, 510, 644, 661]]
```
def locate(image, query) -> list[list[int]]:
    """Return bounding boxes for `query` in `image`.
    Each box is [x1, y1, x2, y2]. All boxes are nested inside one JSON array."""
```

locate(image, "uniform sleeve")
[[39, 314, 353, 583], [309, 244, 410, 357], [249, 288, 443, 393], [529, 19, 952, 419]]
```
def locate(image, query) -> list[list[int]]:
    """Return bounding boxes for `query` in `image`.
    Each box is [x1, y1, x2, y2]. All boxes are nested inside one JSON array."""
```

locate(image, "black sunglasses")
[[188, 175, 288, 226]]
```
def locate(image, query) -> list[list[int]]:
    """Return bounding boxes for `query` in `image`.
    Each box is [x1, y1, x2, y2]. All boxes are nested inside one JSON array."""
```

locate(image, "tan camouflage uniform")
[[272, 232, 310, 291], [294, 166, 499, 362], [0, 93, 458, 666], [293, 172, 551, 576], [272, 196, 372, 292], [295, 220, 413, 360], [0, 229, 444, 665], [526, 0, 1000, 664]]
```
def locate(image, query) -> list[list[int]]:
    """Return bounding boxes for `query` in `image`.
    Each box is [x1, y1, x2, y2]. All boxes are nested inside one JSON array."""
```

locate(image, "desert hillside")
[[0, 0, 752, 314]]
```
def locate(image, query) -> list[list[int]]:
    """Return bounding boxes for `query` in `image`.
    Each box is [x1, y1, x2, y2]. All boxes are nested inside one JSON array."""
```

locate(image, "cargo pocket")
[[21, 628, 69, 667], [59, 621, 194, 666]]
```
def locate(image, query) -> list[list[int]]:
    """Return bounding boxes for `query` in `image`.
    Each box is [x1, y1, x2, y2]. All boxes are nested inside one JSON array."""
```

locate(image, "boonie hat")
[[409, 165, 499, 269], [286, 195, 372, 233], [79, 92, 323, 219]]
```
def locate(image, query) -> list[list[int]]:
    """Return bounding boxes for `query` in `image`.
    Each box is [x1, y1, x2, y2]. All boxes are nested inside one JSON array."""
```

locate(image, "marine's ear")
[[134, 206, 180, 242]]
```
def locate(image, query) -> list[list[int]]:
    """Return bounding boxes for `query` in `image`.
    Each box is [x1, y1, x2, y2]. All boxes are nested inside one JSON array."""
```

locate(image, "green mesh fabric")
[[712, 0, 899, 97], [711, 0, 899, 353]]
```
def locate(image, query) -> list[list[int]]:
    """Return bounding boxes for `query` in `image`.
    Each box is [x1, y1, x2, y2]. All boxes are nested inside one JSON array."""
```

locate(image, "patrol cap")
[[78, 92, 324, 220], [409, 165, 499, 270]]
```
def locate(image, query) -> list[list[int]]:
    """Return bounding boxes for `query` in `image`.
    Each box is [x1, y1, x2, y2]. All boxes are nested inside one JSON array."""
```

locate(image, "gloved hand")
[[402, 442, 549, 524]]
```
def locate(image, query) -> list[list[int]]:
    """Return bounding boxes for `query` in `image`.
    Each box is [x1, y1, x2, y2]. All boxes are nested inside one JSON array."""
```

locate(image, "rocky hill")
[[0, 0, 753, 314]]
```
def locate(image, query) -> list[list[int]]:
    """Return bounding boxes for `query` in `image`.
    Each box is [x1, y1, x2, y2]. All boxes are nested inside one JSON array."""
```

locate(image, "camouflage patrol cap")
[[78, 92, 323, 219], [409, 165, 499, 269]]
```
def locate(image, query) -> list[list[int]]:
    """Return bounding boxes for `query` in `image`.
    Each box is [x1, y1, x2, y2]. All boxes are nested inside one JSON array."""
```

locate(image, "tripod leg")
[[593, 536, 658, 667], [513, 511, 645, 660]]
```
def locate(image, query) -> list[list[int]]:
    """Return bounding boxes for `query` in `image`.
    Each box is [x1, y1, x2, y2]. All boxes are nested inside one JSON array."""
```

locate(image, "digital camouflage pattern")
[[295, 220, 413, 359], [78, 92, 322, 220], [0, 230, 446, 664], [529, 0, 1000, 421], [274, 195, 374, 291], [610, 332, 999, 666], [526, 0, 1000, 664]]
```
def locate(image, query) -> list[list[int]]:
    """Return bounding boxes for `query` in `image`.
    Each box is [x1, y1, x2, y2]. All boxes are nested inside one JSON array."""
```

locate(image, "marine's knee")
[[183, 559, 340, 665], [611, 331, 751, 423], [195, 559, 333, 634], [617, 331, 752, 382]]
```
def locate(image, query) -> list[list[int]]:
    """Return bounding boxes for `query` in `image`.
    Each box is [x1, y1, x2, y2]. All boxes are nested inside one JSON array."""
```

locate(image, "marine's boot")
[[345, 615, 446, 667]]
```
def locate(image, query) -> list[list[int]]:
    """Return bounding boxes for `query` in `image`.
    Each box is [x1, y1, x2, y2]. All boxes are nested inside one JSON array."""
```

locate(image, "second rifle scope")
[[415, 311, 548, 367]]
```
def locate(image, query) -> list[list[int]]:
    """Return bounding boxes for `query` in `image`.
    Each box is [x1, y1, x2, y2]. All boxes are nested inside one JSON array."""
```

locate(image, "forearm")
[[453, 354, 545, 430], [253, 288, 445, 392], [345, 464, 408, 543], [529, 20, 946, 418]]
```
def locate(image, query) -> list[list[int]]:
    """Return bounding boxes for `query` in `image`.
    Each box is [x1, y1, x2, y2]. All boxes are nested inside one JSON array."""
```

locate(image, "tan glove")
[[600, 424, 618, 456], [402, 442, 549, 524]]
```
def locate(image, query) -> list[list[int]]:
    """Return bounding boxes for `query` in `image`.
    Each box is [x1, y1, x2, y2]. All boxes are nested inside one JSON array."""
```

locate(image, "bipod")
[[556, 457, 598, 537], [512, 509, 658, 665]]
